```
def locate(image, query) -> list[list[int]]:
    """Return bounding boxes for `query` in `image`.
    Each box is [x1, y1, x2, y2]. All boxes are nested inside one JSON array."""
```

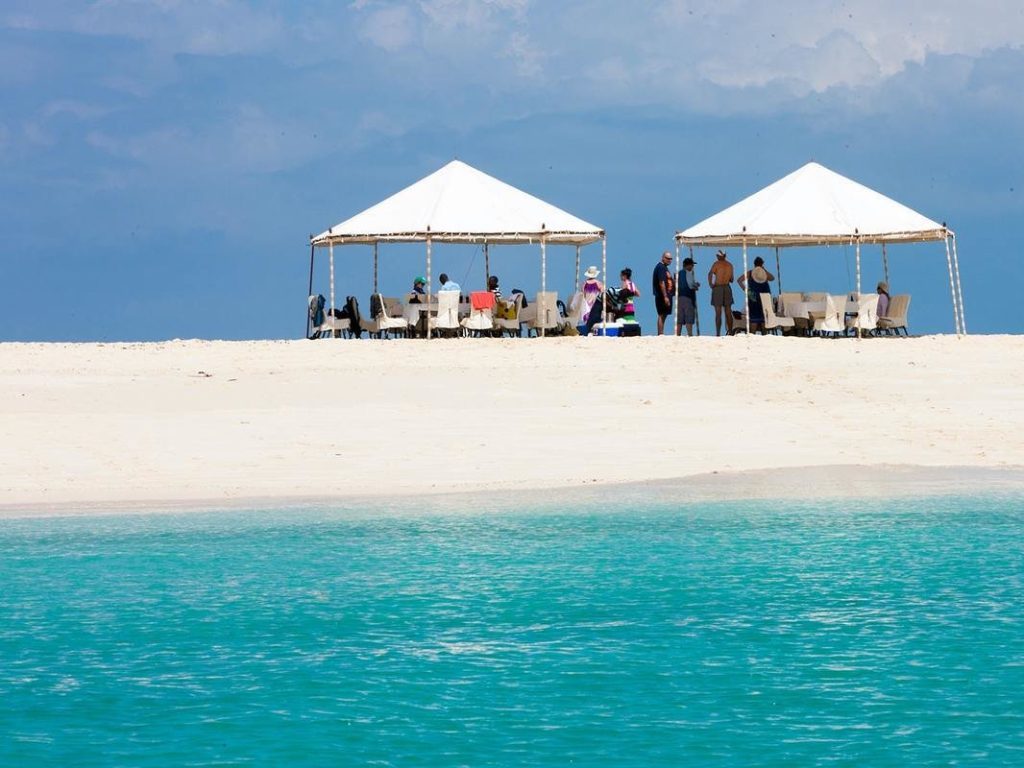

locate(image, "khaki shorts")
[[711, 284, 734, 308]]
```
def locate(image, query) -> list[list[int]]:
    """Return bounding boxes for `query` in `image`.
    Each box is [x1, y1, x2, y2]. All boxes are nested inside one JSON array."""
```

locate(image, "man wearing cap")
[[675, 256, 700, 337], [652, 251, 675, 335], [708, 249, 735, 336], [409, 276, 427, 302]]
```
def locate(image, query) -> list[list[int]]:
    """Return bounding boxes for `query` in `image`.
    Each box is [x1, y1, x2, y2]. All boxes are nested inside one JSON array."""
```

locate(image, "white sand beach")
[[2, 335, 1023, 513]]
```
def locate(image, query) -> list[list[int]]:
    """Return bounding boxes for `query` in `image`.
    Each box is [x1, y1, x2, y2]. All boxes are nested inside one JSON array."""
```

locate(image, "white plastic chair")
[[493, 294, 524, 337], [429, 291, 463, 337], [527, 291, 560, 336], [461, 292, 496, 336], [846, 293, 879, 335], [760, 293, 795, 335], [878, 294, 911, 336], [365, 293, 410, 338], [811, 294, 845, 337]]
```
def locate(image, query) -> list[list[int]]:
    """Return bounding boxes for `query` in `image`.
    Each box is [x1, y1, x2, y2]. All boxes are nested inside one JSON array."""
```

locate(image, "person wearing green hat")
[[409, 276, 426, 302]]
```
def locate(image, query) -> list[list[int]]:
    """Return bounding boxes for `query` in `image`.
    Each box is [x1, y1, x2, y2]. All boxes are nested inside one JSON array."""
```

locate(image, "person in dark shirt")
[[675, 256, 700, 336], [652, 251, 675, 335]]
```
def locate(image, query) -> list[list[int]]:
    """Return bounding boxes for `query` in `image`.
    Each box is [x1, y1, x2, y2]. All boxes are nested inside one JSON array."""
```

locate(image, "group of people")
[[399, 252, 894, 337], [653, 248, 767, 335], [653, 248, 791, 335]]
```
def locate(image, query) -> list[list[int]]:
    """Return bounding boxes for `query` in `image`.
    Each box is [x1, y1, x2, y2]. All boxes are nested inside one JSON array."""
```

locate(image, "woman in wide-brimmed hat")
[[737, 256, 775, 333], [579, 265, 604, 325]]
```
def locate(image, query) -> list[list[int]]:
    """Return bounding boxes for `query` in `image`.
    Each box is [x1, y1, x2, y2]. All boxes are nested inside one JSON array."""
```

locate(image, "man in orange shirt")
[[707, 249, 735, 336]]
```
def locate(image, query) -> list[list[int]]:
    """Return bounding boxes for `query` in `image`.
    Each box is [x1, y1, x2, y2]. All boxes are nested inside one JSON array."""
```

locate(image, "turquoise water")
[[2, 494, 1023, 766]]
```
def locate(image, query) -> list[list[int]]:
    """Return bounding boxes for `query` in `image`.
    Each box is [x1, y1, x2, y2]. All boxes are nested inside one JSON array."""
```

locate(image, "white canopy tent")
[[308, 160, 605, 336], [675, 161, 965, 335]]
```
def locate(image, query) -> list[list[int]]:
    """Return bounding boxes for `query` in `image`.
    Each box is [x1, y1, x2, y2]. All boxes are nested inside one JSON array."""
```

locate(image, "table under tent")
[[674, 161, 965, 335], [307, 160, 606, 338]]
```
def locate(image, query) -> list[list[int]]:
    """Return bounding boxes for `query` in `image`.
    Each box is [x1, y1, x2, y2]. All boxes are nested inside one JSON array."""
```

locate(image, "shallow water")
[[2, 494, 1023, 766]]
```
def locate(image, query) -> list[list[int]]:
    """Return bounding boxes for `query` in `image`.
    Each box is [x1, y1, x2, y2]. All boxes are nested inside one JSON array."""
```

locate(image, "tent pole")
[[943, 231, 960, 335], [855, 235, 862, 340], [306, 242, 315, 339], [540, 234, 547, 338], [426, 234, 432, 340], [951, 232, 966, 335], [742, 237, 749, 335], [373, 242, 379, 294], [601, 236, 607, 333], [774, 246, 782, 293], [574, 245, 581, 291], [673, 241, 681, 335], [882, 243, 890, 288], [328, 242, 336, 319], [484, 243, 490, 284], [690, 246, 699, 336]]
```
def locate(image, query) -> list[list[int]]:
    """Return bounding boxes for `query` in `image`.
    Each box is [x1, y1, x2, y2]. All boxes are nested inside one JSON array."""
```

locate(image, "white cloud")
[[358, 5, 416, 51]]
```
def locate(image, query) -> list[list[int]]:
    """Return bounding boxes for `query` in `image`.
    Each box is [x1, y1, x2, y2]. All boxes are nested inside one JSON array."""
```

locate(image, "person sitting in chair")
[[438, 273, 461, 294]]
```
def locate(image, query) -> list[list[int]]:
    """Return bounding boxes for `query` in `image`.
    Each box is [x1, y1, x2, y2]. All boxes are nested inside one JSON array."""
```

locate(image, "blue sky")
[[2, 0, 1021, 340]]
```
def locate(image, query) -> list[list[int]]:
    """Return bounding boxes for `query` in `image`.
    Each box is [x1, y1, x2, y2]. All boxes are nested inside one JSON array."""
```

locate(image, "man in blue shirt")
[[651, 251, 674, 335], [675, 256, 700, 336], [438, 273, 461, 293]]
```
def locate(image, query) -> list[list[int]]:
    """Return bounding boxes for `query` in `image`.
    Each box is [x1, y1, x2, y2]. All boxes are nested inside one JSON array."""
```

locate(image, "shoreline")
[[3, 464, 1023, 519], [2, 336, 1023, 517]]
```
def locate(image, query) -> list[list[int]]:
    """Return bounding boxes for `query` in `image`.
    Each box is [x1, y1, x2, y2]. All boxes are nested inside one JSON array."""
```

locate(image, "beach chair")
[[811, 294, 846, 337], [779, 292, 803, 317], [429, 291, 463, 337], [760, 293, 795, 335], [877, 294, 911, 336], [564, 291, 589, 330], [526, 291, 560, 336], [846, 293, 879, 336], [365, 293, 410, 339], [805, 292, 827, 302], [462, 292, 496, 336], [493, 293, 524, 337]]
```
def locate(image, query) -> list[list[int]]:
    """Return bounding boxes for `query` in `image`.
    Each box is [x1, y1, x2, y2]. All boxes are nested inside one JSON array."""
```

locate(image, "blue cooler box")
[[592, 323, 621, 337]]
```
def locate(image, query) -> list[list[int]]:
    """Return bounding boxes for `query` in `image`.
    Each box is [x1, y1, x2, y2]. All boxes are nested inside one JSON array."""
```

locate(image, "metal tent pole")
[[373, 242, 379, 294], [426, 233, 432, 340], [942, 232, 960, 334], [540, 233, 547, 338], [306, 242, 315, 338], [691, 245, 700, 336], [574, 245, 581, 290], [328, 242, 336, 318], [774, 246, 782, 293], [742, 237, 749, 335], [855, 235, 862, 340], [882, 243, 890, 287], [950, 232, 966, 334], [673, 241, 681, 335], [601, 236, 607, 332], [484, 243, 490, 284]]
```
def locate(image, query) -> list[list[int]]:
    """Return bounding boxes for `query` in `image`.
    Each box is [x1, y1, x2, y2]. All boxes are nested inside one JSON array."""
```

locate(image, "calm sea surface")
[[2, 494, 1023, 766]]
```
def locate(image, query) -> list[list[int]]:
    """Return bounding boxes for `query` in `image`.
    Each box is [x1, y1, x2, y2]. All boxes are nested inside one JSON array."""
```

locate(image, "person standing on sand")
[[708, 249, 735, 336], [676, 256, 700, 336], [652, 251, 674, 335]]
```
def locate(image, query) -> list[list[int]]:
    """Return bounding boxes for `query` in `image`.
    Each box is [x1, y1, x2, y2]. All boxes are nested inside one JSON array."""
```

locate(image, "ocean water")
[[2, 494, 1023, 767]]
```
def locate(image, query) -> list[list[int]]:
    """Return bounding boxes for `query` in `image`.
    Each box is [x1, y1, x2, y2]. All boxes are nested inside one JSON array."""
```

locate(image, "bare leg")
[[726, 307, 734, 335], [714, 306, 723, 336]]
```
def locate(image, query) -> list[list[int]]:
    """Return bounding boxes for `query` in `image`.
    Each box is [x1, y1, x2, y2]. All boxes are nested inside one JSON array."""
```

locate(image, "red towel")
[[471, 291, 496, 310]]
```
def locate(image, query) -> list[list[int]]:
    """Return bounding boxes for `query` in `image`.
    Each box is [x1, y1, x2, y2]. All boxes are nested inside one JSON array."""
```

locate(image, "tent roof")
[[676, 162, 947, 247], [311, 160, 604, 247]]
